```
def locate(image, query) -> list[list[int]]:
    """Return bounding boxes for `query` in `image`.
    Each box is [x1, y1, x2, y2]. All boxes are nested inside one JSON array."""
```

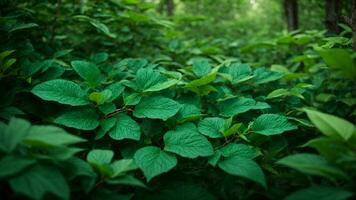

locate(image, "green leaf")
[[276, 153, 347, 180], [164, 123, 214, 158], [0, 118, 31, 153], [32, 79, 90, 106], [192, 58, 211, 77], [87, 149, 114, 165], [198, 117, 225, 138], [135, 68, 181, 92], [218, 155, 266, 188], [284, 186, 354, 200], [0, 155, 36, 178], [133, 96, 181, 120], [111, 159, 138, 177], [252, 114, 297, 135], [305, 109, 356, 141], [96, 118, 116, 140], [9, 165, 69, 200], [134, 146, 177, 181], [89, 89, 112, 105], [24, 125, 85, 147], [71, 60, 102, 86], [105, 82, 125, 101], [185, 67, 219, 88], [219, 97, 256, 117], [219, 143, 258, 159], [253, 68, 283, 84], [9, 23, 38, 32], [54, 108, 100, 130], [266, 88, 290, 99], [228, 63, 253, 84], [108, 113, 141, 141], [106, 174, 147, 188]]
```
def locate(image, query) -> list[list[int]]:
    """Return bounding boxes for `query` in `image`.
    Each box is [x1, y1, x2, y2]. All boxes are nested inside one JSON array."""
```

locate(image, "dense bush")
[[0, 1, 355, 200]]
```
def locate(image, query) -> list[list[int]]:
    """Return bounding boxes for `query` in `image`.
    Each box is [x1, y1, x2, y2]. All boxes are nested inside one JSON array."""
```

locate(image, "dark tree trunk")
[[352, 0, 356, 51], [283, 0, 299, 31], [166, 0, 174, 16], [325, 0, 340, 34]]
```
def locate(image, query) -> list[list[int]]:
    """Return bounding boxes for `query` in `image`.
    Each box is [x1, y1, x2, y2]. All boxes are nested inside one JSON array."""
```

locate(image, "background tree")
[[283, 0, 299, 31], [325, 0, 340, 34]]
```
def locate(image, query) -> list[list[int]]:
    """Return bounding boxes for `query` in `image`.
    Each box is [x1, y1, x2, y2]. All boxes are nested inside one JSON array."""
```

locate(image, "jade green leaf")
[[218, 155, 266, 188], [111, 159, 138, 177], [87, 149, 114, 165], [305, 109, 356, 141], [164, 123, 214, 158], [108, 113, 141, 141], [31, 79, 90, 106], [252, 114, 297, 135], [0, 155, 36, 178], [54, 108, 100, 130], [134, 146, 177, 181], [192, 58, 211, 77], [0, 118, 31, 153], [9, 165, 69, 200], [24, 125, 86, 146], [220, 143, 259, 159], [253, 68, 283, 84], [228, 63, 254, 84], [133, 96, 181, 120], [198, 117, 225, 138], [96, 118, 116, 140], [219, 97, 256, 117], [105, 82, 125, 101], [71, 60, 102, 86], [284, 186, 354, 200], [136, 68, 181, 92], [276, 153, 347, 180], [106, 174, 147, 188], [185, 67, 219, 88], [89, 89, 112, 105]]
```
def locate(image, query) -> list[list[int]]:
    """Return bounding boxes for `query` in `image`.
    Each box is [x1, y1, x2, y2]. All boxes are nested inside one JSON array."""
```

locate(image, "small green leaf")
[[219, 143, 259, 159], [134, 96, 181, 120], [253, 68, 283, 84], [71, 60, 102, 86], [218, 155, 266, 188], [111, 159, 138, 177], [32, 79, 90, 106], [198, 117, 225, 138], [134, 146, 177, 181], [89, 89, 112, 105], [87, 149, 114, 165], [0, 118, 31, 153], [108, 113, 141, 141], [164, 123, 214, 158], [219, 97, 256, 117], [54, 108, 100, 130], [192, 58, 211, 77], [252, 114, 297, 135]]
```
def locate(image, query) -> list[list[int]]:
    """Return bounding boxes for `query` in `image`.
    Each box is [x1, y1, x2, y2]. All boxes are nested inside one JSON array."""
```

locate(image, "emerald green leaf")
[[185, 71, 216, 88], [105, 82, 125, 101], [253, 68, 283, 84], [108, 113, 141, 141], [266, 88, 290, 99], [106, 174, 147, 188], [219, 97, 256, 117], [54, 108, 100, 130], [228, 63, 253, 84], [305, 109, 356, 141], [89, 89, 112, 105], [87, 149, 114, 165], [71, 60, 102, 86], [318, 48, 355, 79], [134, 146, 177, 181], [31, 79, 90, 106], [220, 143, 259, 159], [135, 68, 181, 92], [24, 125, 86, 146], [9, 165, 69, 200], [284, 186, 354, 200], [164, 123, 214, 158], [252, 114, 297, 135], [111, 159, 138, 177], [192, 58, 211, 77], [0, 155, 36, 178], [198, 117, 225, 138], [218, 155, 266, 188], [96, 118, 116, 140], [277, 153, 347, 180], [0, 118, 30, 153], [133, 96, 181, 120]]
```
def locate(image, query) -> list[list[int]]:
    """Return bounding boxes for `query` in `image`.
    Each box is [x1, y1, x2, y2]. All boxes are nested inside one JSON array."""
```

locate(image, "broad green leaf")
[[71, 60, 102, 86], [108, 113, 141, 141], [106, 174, 147, 188], [89, 89, 112, 105], [24, 125, 85, 146], [318, 48, 355, 79], [284, 186, 354, 200], [303, 137, 350, 161], [105, 82, 125, 101], [305, 109, 356, 141], [9, 165, 69, 200], [185, 67, 219, 88], [96, 118, 116, 140], [252, 114, 297, 135], [198, 117, 225, 138], [87, 149, 114, 165], [136, 68, 181, 92], [228, 63, 253, 84], [54, 108, 100, 130], [175, 103, 201, 123], [277, 153, 347, 180], [219, 97, 256, 117], [133, 96, 181, 120], [0, 155, 36, 178], [111, 159, 138, 177], [266, 88, 290, 99], [164, 123, 214, 158], [32, 79, 90, 106], [218, 155, 266, 188], [253, 68, 283, 84], [220, 143, 259, 159], [192, 58, 211, 77], [0, 118, 30, 153], [134, 146, 177, 181]]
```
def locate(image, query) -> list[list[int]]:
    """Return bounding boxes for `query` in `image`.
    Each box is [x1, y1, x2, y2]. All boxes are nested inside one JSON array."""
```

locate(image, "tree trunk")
[[166, 0, 174, 16], [352, 0, 356, 51], [283, 0, 299, 31], [325, 0, 340, 34]]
